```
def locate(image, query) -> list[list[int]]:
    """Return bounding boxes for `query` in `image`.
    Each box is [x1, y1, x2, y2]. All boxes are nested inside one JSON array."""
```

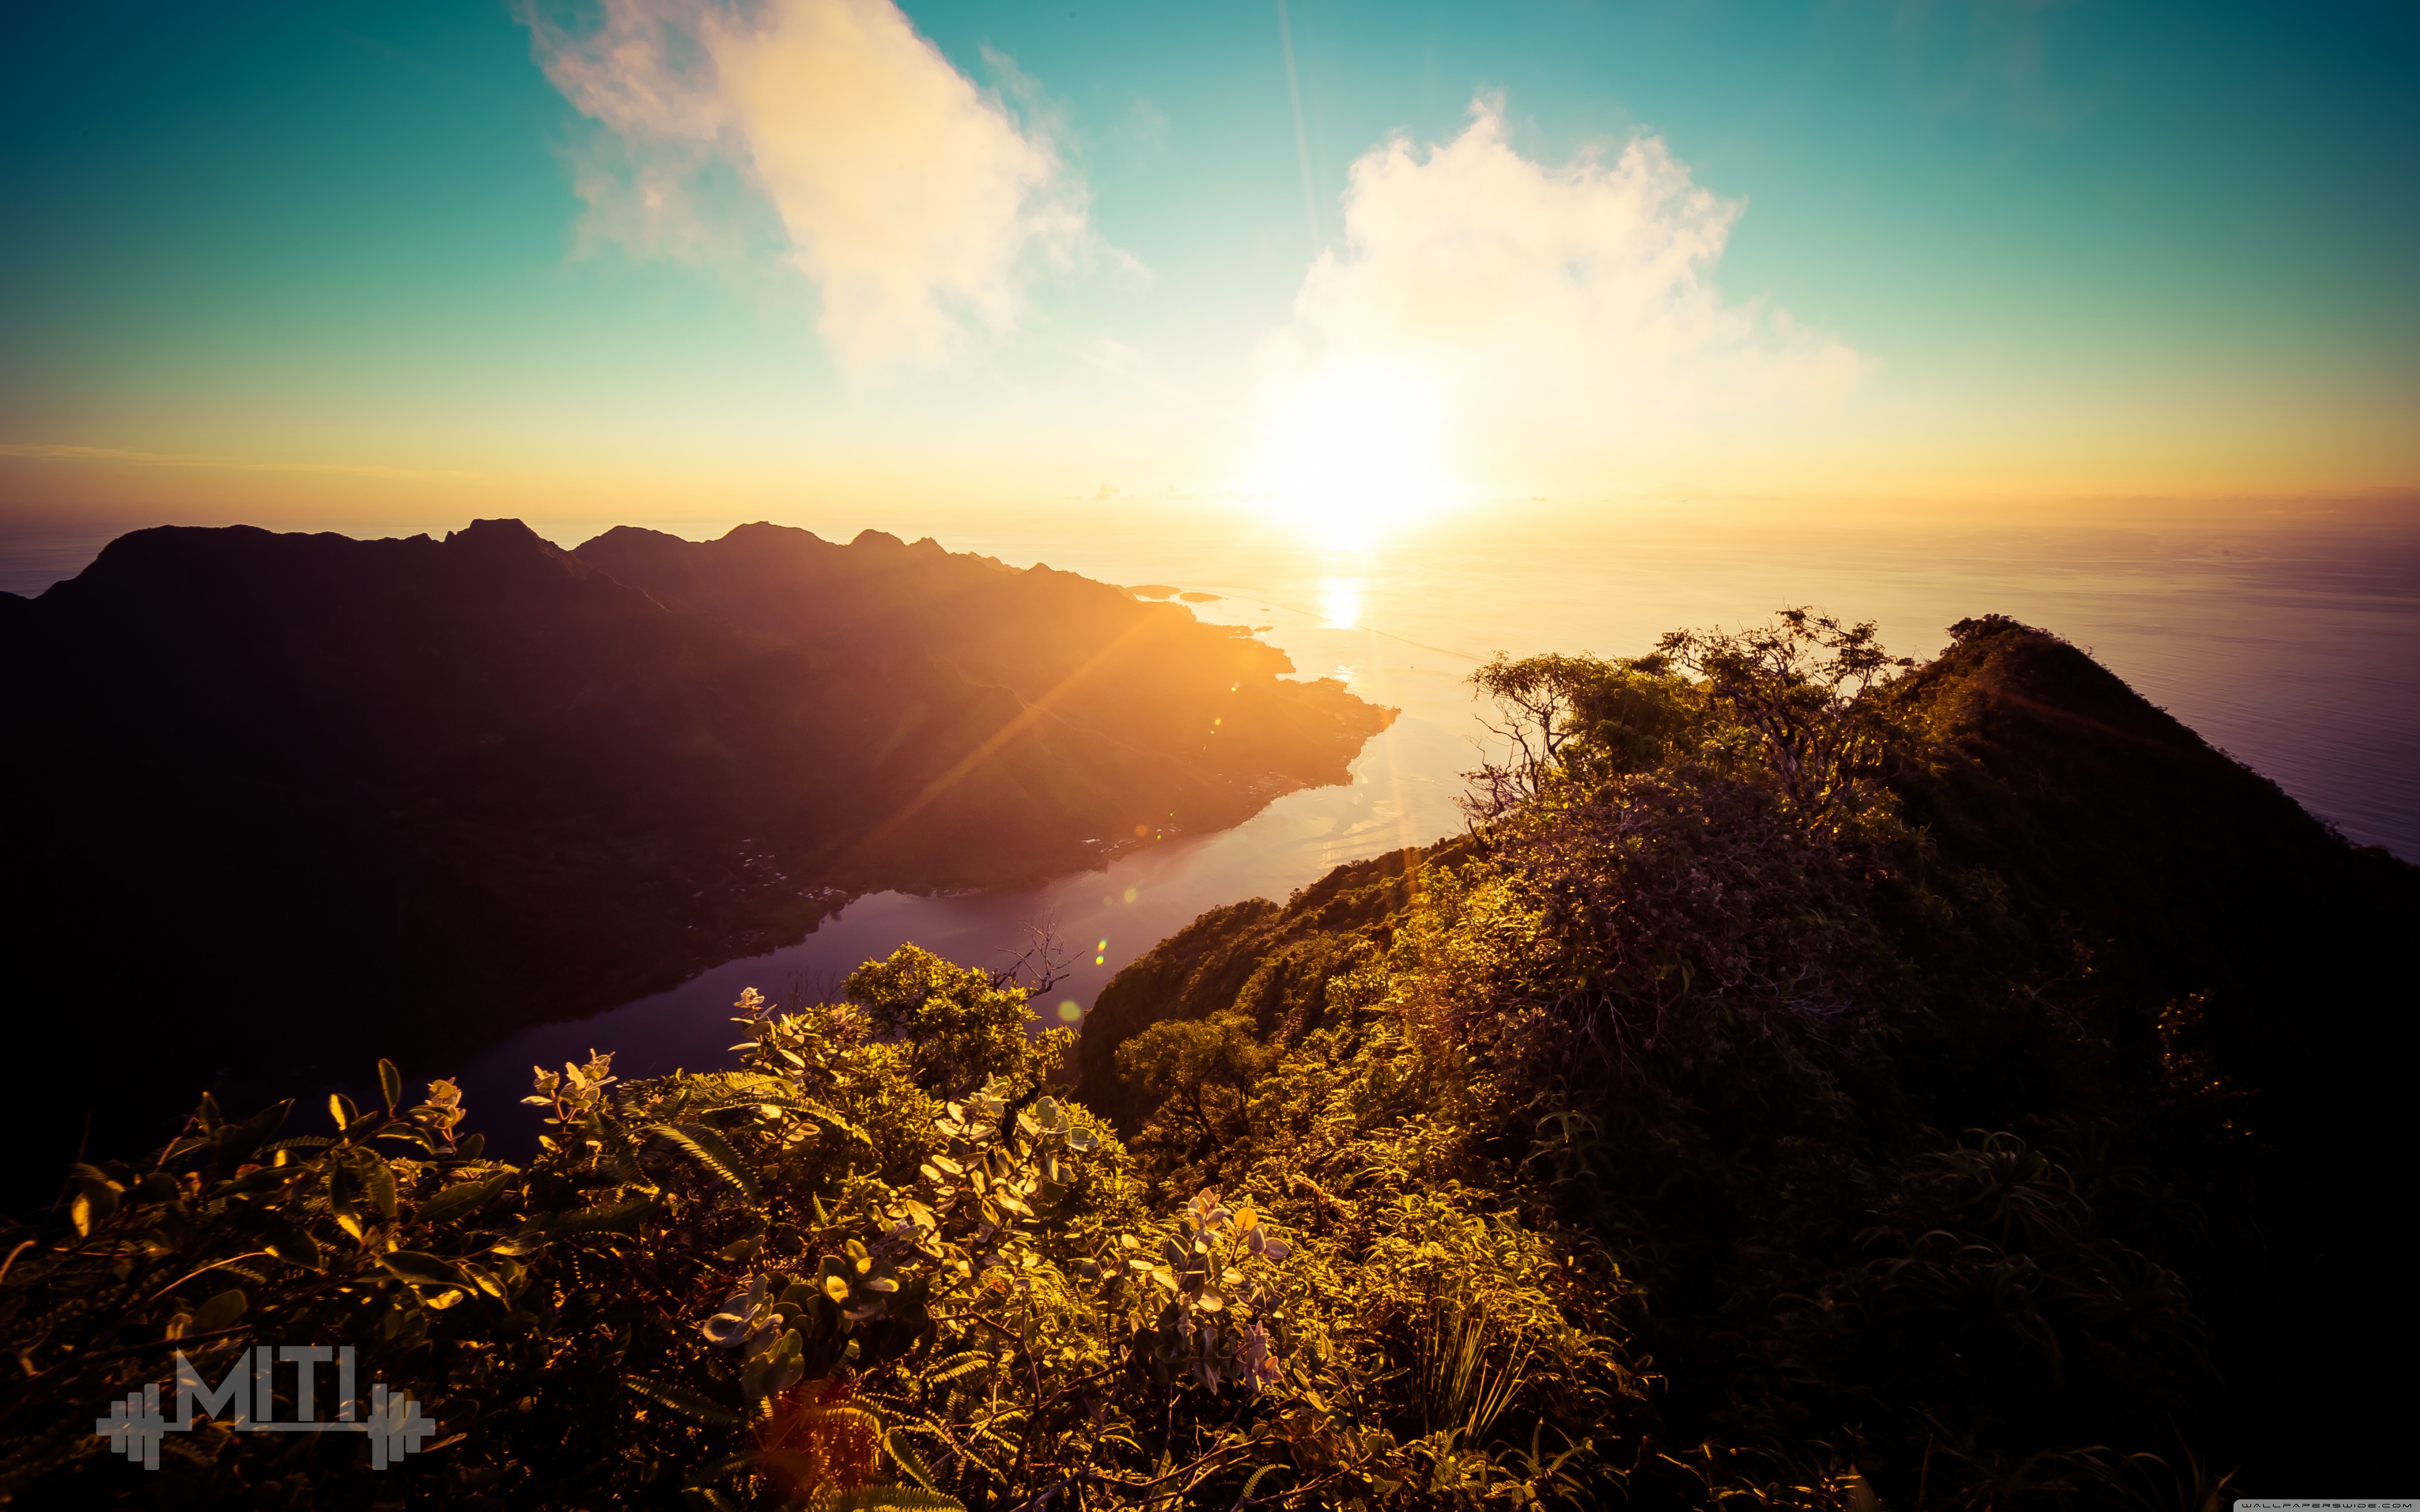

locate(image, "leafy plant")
[[0, 943, 1631, 1508]]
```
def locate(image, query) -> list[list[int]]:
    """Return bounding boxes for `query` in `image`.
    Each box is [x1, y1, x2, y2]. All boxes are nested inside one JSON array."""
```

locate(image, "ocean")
[[9, 503, 2411, 1138]]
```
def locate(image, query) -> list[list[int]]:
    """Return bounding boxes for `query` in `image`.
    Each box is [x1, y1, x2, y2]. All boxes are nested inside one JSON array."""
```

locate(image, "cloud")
[[525, 0, 1094, 378], [1261, 100, 1869, 481]]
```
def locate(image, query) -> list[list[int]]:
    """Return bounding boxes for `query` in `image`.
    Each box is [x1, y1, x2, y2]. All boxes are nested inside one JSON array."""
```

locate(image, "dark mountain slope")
[[0, 520, 1390, 1192], [1075, 618, 2414, 1489], [1877, 617, 2415, 1483], [571, 522, 1384, 805], [1074, 847, 1440, 1129], [1887, 614, 2411, 1072], [1082, 619, 2412, 1126]]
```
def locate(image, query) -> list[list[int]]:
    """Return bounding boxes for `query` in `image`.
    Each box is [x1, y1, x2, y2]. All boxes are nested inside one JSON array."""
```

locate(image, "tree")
[[1654, 608, 1913, 829], [1114, 1013, 1276, 1155], [1465, 652, 1703, 819], [844, 945, 1072, 1100]]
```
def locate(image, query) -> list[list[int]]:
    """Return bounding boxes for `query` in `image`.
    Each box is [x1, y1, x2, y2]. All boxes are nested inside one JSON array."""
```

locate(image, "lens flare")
[[1260, 367, 1449, 549]]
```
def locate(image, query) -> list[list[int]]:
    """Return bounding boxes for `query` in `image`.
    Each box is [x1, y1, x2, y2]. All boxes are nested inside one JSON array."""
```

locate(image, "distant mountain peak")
[[1, 518, 1395, 1177]]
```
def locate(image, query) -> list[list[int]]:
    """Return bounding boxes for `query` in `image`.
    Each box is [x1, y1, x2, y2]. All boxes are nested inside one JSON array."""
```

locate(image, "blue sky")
[[1, 0, 2412, 533]]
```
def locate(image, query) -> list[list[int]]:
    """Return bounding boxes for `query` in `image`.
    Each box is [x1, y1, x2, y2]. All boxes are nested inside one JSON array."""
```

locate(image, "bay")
[[7, 505, 2409, 1142], [443, 504, 2420, 1145]]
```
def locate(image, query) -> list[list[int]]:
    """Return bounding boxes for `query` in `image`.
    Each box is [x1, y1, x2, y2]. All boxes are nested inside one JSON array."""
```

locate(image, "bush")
[[0, 948, 1631, 1509]]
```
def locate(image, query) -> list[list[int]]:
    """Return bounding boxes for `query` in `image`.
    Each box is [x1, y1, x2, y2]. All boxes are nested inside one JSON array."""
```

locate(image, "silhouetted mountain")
[[0, 520, 1390, 1186], [568, 523, 1381, 831]]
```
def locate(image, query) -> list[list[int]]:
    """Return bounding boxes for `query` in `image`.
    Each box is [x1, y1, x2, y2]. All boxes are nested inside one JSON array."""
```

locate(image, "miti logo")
[[95, 1347, 438, 1471]]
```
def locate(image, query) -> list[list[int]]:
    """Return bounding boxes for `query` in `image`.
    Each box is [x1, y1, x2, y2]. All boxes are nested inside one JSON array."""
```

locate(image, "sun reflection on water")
[[1321, 580, 1362, 629]]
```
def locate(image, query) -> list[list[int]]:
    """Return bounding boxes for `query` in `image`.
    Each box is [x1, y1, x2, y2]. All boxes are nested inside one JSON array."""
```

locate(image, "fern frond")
[[643, 1123, 760, 1201], [622, 1373, 743, 1426], [791, 1405, 883, 1439], [1241, 1462, 1288, 1498], [791, 1100, 874, 1144], [883, 1428, 944, 1490], [414, 1170, 512, 1226], [552, 1193, 660, 1235], [682, 1091, 874, 1145], [806, 1486, 968, 1512], [920, 1350, 996, 1389]]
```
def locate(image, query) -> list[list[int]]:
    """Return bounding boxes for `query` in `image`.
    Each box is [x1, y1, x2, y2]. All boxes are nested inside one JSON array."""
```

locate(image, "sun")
[[1260, 368, 1450, 549]]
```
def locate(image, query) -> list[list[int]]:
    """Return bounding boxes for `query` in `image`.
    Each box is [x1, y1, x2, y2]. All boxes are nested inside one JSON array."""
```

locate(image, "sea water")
[[8, 506, 2410, 1139], [442, 506, 2418, 1141]]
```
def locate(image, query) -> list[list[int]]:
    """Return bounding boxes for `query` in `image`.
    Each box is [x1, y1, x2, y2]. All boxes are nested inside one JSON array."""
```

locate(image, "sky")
[[1, 0, 2414, 545]]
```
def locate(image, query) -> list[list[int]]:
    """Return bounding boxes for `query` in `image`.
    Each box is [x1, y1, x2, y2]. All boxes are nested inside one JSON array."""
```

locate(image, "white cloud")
[[526, 0, 1095, 379], [1262, 100, 1870, 482]]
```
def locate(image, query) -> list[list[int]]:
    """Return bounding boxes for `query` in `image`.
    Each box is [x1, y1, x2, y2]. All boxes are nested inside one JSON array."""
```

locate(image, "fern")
[[623, 1374, 742, 1427], [644, 1121, 760, 1200], [882, 1428, 944, 1491], [920, 1350, 997, 1390], [1240, 1462, 1288, 1498], [551, 1192, 660, 1235], [789, 1404, 883, 1440], [414, 1169, 512, 1225], [805, 1487, 968, 1512], [681, 1090, 875, 1146]]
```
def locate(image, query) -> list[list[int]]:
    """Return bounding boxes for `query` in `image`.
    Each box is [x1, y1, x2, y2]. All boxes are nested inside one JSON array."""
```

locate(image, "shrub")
[[0, 947, 1630, 1509]]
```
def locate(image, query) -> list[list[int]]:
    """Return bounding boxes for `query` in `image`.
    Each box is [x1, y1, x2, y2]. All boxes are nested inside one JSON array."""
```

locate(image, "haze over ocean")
[[9, 0, 2409, 874], [12, 503, 2410, 866]]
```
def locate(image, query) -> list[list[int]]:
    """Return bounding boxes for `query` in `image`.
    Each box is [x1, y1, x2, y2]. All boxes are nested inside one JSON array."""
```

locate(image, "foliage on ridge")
[[1097, 609, 2413, 1504], [4, 608, 2408, 1506]]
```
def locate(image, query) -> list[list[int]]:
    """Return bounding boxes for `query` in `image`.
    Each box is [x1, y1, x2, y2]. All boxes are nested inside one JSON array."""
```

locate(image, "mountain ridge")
[[1072, 615, 2415, 1489], [0, 518, 1392, 1188]]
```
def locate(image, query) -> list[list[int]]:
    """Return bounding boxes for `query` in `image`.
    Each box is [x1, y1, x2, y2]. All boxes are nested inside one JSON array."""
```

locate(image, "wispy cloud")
[[1262, 99, 1869, 477], [524, 0, 1099, 380]]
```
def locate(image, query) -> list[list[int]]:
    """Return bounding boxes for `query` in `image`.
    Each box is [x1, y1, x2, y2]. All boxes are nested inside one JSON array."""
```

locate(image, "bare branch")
[[992, 922, 1074, 1000]]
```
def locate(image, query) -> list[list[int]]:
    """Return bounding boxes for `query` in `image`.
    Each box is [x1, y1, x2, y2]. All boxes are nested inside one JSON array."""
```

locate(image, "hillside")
[[1075, 614, 2416, 1495], [571, 523, 1384, 833], [0, 520, 1391, 1187], [2, 610, 2410, 1506]]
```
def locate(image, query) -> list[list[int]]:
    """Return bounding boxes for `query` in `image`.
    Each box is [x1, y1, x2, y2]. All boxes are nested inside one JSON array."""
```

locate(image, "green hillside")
[[3, 611, 2403, 1507]]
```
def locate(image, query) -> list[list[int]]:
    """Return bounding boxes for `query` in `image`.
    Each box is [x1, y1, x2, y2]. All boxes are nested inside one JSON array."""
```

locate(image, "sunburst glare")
[[1260, 368, 1450, 550]]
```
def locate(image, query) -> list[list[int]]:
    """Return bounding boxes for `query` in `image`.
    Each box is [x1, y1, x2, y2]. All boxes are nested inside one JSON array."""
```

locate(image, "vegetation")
[[0, 519, 1390, 1207], [0, 940, 1614, 1509], [1081, 611, 2411, 1503], [4, 610, 2410, 1507]]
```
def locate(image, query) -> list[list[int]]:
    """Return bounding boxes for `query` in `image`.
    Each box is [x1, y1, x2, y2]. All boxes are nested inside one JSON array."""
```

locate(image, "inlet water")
[[448, 507, 2420, 1144]]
